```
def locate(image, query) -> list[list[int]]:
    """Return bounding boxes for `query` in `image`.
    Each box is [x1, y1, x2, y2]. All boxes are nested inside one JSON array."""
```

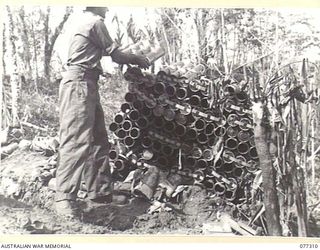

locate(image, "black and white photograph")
[[1, 3, 320, 239]]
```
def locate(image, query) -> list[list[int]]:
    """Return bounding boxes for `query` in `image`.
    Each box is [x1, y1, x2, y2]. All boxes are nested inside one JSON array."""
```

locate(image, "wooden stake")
[[20, 121, 48, 132]]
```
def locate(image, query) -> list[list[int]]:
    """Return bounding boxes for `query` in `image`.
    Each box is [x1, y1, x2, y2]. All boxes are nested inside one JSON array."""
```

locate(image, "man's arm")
[[92, 20, 150, 69], [110, 49, 150, 69]]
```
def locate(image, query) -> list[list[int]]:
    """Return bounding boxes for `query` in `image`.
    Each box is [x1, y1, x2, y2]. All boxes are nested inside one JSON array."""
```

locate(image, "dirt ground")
[[0, 150, 221, 235]]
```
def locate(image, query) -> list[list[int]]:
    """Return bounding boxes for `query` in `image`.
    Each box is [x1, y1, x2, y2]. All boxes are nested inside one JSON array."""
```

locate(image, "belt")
[[64, 66, 101, 81]]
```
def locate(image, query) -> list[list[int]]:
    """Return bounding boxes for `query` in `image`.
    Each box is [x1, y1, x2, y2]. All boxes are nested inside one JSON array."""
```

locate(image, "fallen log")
[[20, 121, 48, 132], [1, 142, 19, 158], [220, 213, 257, 236]]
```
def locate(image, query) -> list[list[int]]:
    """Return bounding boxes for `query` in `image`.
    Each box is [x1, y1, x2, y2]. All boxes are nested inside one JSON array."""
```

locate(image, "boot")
[[54, 200, 79, 219]]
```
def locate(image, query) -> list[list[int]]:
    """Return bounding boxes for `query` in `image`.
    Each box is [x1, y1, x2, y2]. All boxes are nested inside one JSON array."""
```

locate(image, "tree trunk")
[[31, 20, 39, 92], [44, 6, 50, 79], [18, 6, 32, 80], [220, 9, 229, 77], [2, 22, 6, 76], [252, 101, 282, 236], [44, 6, 72, 80], [6, 6, 20, 127]]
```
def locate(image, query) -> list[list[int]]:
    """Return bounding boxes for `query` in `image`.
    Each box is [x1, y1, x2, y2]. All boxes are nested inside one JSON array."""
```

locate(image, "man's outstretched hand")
[[110, 49, 151, 69], [134, 55, 151, 69]]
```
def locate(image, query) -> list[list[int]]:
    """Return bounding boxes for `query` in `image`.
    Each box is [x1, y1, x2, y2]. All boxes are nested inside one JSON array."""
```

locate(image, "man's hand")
[[110, 49, 150, 69], [134, 55, 150, 69]]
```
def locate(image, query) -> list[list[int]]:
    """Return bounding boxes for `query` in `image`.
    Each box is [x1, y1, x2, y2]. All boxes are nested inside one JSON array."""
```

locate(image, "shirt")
[[67, 11, 118, 72]]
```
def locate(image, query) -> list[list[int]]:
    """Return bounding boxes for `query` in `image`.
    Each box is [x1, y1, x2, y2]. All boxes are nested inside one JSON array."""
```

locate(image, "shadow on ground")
[[80, 197, 151, 231]]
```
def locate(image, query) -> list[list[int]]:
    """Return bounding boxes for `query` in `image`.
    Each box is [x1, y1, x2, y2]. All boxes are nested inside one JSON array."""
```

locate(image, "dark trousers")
[[55, 69, 112, 202]]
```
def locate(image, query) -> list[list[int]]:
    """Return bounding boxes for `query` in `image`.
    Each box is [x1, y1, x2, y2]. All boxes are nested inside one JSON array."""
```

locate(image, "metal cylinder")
[[153, 81, 165, 95], [225, 189, 236, 201], [200, 98, 210, 109], [197, 133, 209, 144], [186, 128, 198, 140], [194, 119, 206, 131], [195, 159, 208, 170], [176, 87, 188, 100], [141, 106, 152, 118], [191, 147, 202, 159], [205, 123, 215, 136], [145, 99, 156, 109], [226, 126, 238, 138], [208, 136, 216, 147], [153, 105, 164, 117], [114, 113, 125, 124], [186, 113, 196, 124], [136, 117, 149, 129], [163, 108, 175, 121], [214, 182, 226, 195], [204, 179, 215, 191], [130, 127, 140, 139], [239, 118, 251, 131], [189, 95, 201, 106], [249, 147, 259, 159], [132, 100, 144, 111], [121, 102, 132, 113], [249, 135, 255, 147], [161, 144, 174, 156], [223, 150, 235, 164], [225, 84, 240, 95], [194, 170, 205, 182], [122, 120, 132, 131], [237, 142, 250, 155], [224, 99, 235, 113], [185, 156, 196, 168], [124, 136, 135, 147], [109, 149, 119, 161], [246, 160, 258, 173], [114, 159, 125, 171], [227, 114, 239, 127], [175, 124, 186, 137], [109, 122, 119, 132], [175, 112, 187, 125], [237, 130, 251, 142], [233, 167, 243, 178], [141, 137, 153, 148], [164, 121, 176, 133], [165, 85, 176, 97], [152, 140, 162, 152], [156, 71, 166, 81], [158, 156, 168, 168], [235, 91, 248, 103], [127, 82, 135, 93], [124, 92, 135, 103], [223, 163, 234, 173], [215, 158, 224, 169], [129, 110, 140, 121], [153, 117, 164, 128], [202, 149, 214, 161], [116, 129, 127, 139], [214, 126, 226, 137], [235, 155, 246, 169], [142, 149, 154, 160], [225, 137, 238, 150]]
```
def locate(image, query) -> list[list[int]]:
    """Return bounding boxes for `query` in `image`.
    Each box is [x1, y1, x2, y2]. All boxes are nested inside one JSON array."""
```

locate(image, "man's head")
[[85, 7, 108, 18]]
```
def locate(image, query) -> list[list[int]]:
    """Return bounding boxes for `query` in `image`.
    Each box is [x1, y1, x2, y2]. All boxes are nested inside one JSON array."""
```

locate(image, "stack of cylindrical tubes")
[[108, 65, 260, 203]]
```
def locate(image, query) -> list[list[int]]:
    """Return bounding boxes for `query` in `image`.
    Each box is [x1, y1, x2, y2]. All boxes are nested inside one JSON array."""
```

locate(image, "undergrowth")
[[18, 71, 127, 139]]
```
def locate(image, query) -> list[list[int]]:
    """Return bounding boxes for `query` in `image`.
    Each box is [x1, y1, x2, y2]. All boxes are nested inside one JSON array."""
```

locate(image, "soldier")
[[55, 6, 150, 218]]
